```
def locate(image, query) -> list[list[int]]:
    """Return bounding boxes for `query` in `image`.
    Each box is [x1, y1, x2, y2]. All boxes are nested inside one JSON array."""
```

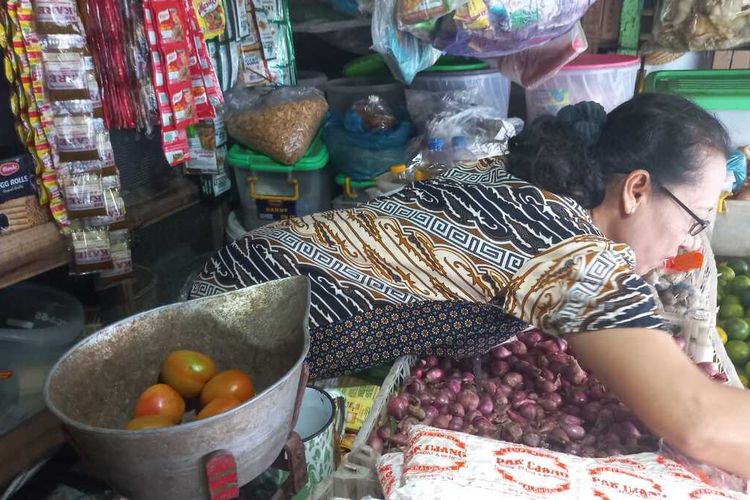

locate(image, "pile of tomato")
[[126, 350, 255, 430]]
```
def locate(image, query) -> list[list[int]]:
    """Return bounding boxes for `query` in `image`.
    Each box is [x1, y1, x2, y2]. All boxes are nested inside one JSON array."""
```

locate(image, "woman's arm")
[[567, 328, 750, 479]]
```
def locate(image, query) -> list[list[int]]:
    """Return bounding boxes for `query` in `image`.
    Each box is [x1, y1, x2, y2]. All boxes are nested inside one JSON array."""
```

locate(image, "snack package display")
[[0, 154, 37, 204], [378, 426, 746, 499], [652, 0, 750, 51], [185, 115, 227, 174], [192, 0, 226, 39], [224, 85, 328, 165], [372, 0, 442, 84], [433, 0, 593, 58], [70, 224, 113, 273], [97, 228, 134, 285], [3, 0, 69, 226]]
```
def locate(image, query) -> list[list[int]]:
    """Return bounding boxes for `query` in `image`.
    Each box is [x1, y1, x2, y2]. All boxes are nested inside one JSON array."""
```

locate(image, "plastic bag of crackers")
[[377, 426, 746, 499]]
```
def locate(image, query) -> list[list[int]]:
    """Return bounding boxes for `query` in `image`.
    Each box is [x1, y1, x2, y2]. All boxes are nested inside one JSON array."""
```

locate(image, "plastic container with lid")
[[525, 54, 641, 122], [332, 174, 378, 211], [228, 134, 331, 229], [410, 68, 511, 118], [645, 69, 750, 148], [323, 77, 406, 117], [0, 284, 83, 434], [296, 70, 328, 90]]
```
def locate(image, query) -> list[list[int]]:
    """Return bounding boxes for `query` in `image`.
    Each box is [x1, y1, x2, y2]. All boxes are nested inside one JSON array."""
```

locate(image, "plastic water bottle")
[[450, 136, 476, 164], [416, 138, 450, 179], [376, 163, 412, 195]]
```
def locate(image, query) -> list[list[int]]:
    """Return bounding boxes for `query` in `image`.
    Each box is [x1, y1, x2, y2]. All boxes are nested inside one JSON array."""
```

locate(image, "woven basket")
[[644, 51, 685, 66]]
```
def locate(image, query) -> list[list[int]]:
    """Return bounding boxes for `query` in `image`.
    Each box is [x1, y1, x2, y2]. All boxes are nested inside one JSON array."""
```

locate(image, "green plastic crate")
[[644, 69, 750, 110]]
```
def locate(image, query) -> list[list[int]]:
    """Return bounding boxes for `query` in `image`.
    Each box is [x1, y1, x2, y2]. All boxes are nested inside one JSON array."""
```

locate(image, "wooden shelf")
[[0, 179, 200, 290]]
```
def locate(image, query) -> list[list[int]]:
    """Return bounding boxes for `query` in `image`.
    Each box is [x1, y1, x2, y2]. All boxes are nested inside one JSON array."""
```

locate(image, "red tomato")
[[126, 415, 175, 430], [161, 350, 217, 398], [200, 369, 255, 406], [196, 397, 242, 419], [134, 383, 186, 424]]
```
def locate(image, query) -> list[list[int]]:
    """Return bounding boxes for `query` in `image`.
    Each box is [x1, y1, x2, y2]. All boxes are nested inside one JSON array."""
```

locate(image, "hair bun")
[[556, 101, 607, 146]]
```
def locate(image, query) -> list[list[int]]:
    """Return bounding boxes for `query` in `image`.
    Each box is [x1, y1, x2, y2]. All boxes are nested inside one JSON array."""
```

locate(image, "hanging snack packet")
[[61, 170, 106, 217], [54, 115, 100, 162], [154, 0, 187, 44], [0, 154, 37, 204], [33, 0, 85, 34], [191, 0, 226, 39], [98, 228, 133, 285], [70, 224, 113, 273], [86, 175, 127, 230]]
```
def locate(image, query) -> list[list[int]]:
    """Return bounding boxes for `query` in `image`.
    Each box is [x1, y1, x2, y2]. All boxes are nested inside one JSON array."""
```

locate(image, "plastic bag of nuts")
[[224, 85, 328, 165]]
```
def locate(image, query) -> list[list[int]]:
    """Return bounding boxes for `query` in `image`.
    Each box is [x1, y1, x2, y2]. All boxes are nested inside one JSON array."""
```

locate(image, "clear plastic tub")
[[525, 54, 640, 122], [714, 109, 750, 148], [410, 69, 511, 118], [0, 284, 83, 434], [324, 77, 406, 117], [296, 70, 328, 90]]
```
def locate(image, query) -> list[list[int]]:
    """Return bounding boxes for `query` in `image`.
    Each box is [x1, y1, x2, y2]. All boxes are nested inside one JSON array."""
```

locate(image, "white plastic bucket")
[[525, 54, 641, 122]]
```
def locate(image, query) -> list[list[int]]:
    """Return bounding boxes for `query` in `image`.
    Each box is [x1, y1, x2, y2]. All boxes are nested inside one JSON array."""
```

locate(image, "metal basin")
[[45, 277, 311, 500]]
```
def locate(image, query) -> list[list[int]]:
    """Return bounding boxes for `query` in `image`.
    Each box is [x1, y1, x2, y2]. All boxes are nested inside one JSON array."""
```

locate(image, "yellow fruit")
[[717, 326, 728, 344]]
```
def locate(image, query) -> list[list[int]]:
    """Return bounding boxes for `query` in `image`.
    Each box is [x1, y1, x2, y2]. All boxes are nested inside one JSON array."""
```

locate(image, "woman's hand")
[[567, 328, 750, 480]]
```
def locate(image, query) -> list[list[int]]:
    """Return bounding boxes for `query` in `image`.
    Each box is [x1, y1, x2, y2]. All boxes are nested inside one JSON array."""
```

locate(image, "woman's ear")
[[621, 169, 653, 215]]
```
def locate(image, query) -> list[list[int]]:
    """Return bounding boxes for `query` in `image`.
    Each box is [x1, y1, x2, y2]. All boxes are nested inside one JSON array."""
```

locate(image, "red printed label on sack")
[[378, 464, 399, 499], [494, 445, 571, 495], [688, 487, 745, 499], [654, 455, 702, 482], [404, 428, 467, 476], [588, 465, 664, 499]]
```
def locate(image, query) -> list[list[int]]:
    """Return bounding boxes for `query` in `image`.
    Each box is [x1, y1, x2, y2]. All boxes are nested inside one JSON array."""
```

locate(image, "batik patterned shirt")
[[190, 159, 662, 376]]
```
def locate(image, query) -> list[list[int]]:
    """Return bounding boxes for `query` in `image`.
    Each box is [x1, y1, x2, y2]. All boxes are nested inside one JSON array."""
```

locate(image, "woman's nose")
[[679, 234, 701, 253]]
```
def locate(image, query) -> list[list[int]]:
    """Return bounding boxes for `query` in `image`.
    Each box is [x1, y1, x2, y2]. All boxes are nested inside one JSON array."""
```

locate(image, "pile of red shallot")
[[370, 330, 726, 457]]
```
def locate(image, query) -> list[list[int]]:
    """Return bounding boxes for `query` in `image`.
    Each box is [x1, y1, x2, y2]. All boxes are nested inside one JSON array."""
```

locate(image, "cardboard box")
[[713, 51, 733, 69], [732, 51, 750, 69]]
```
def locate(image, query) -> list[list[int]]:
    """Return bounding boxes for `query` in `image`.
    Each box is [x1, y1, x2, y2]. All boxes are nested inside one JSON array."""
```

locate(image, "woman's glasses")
[[660, 186, 710, 236]]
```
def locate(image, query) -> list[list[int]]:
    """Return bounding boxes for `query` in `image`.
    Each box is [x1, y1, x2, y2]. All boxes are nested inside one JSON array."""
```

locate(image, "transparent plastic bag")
[[659, 442, 747, 492], [653, 0, 750, 51], [224, 85, 328, 165], [372, 0, 442, 84], [434, 0, 593, 58], [498, 21, 588, 88], [351, 95, 399, 130], [324, 112, 415, 180], [405, 87, 488, 133], [406, 88, 521, 159], [322, 0, 373, 16]]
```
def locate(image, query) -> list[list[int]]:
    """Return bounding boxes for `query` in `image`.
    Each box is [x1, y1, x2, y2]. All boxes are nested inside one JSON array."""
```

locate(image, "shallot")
[[387, 395, 408, 420]]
